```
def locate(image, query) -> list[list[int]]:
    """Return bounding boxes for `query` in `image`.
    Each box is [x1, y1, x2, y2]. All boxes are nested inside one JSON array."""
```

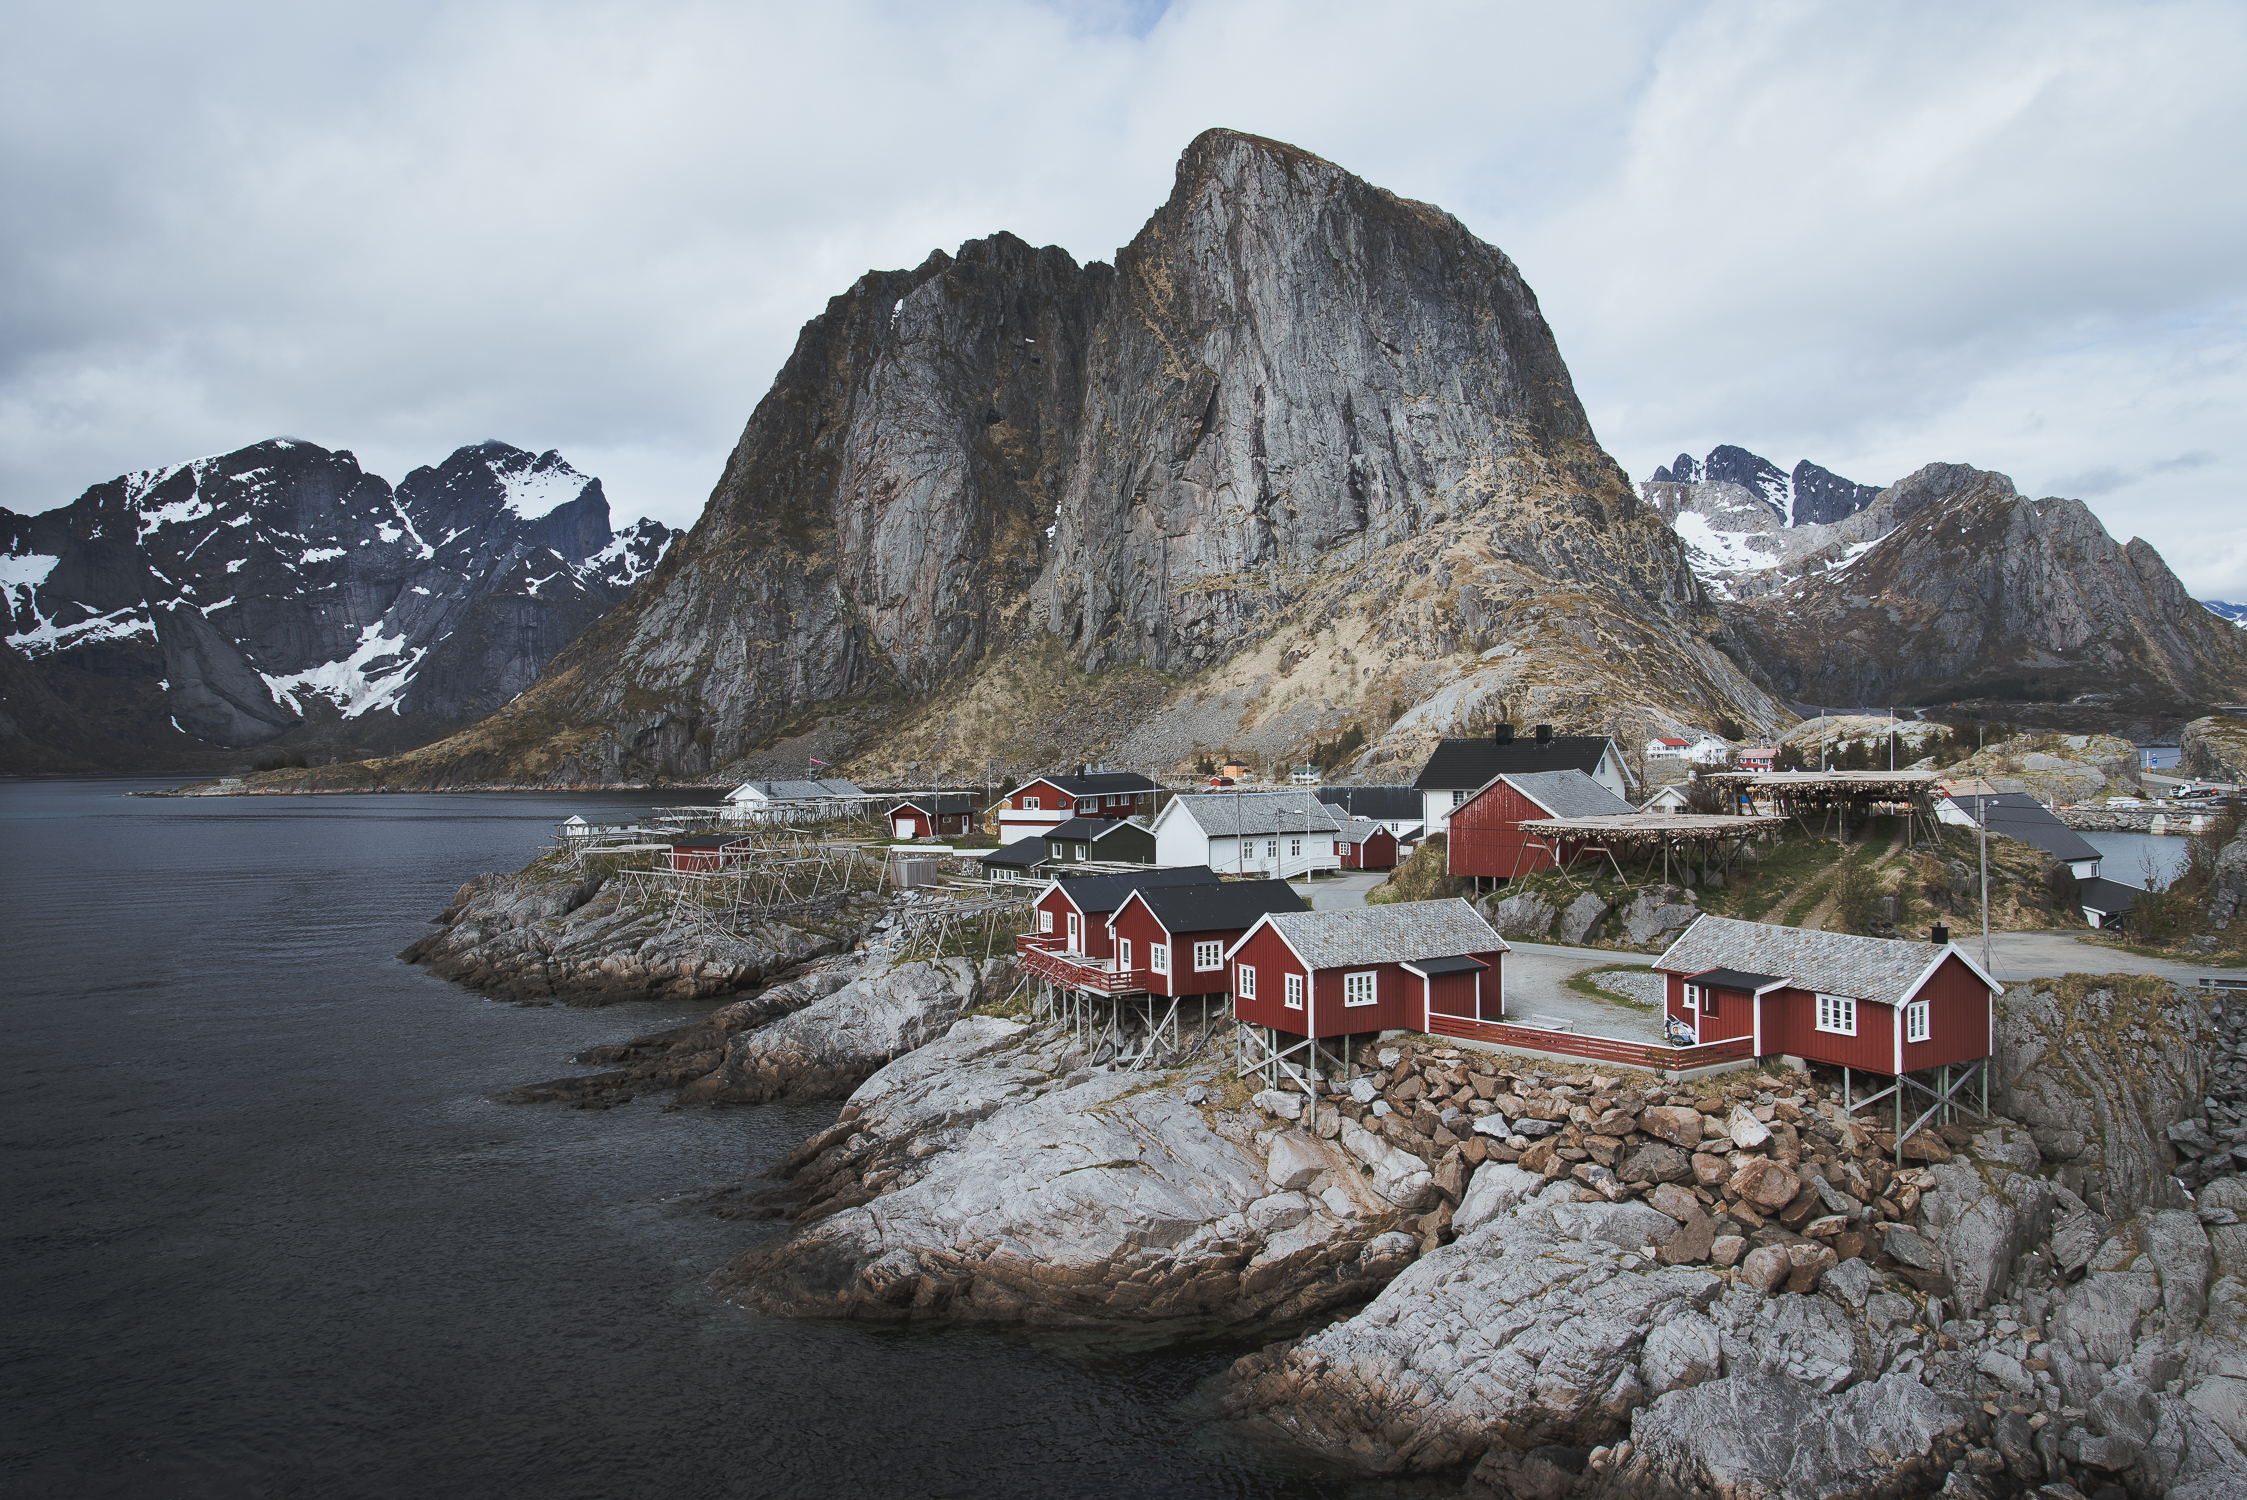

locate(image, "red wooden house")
[[888, 795, 976, 839], [1446, 768, 1635, 881], [1226, 900, 1509, 1047], [993, 768, 1162, 839], [1024, 865, 1217, 967], [668, 835, 752, 872], [1333, 817, 1399, 870], [1108, 879, 1308, 1000], [1652, 914, 1998, 1079]]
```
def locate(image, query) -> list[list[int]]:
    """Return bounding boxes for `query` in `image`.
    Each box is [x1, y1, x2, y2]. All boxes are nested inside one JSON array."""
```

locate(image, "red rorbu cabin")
[[1108, 879, 1308, 1000], [1227, 899, 1509, 1054], [1446, 769, 1635, 882], [668, 835, 752, 872], [1024, 866, 1218, 963], [993, 768, 1162, 839], [1653, 914, 1998, 1084], [1333, 818, 1399, 871], [888, 795, 976, 839]]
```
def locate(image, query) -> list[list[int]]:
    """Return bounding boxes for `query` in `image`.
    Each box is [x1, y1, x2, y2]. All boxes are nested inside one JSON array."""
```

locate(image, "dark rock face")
[[350, 129, 1778, 787], [1699, 445, 1791, 520], [1789, 458, 1882, 527], [1722, 462, 2247, 713], [0, 438, 670, 769]]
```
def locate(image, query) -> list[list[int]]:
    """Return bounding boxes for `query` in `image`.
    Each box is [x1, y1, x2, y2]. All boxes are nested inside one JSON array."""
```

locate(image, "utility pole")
[[1978, 788, 1991, 974]]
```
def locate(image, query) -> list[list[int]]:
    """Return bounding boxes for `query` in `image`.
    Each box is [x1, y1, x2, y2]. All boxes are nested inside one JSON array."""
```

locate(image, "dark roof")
[[1316, 785, 1422, 821], [1121, 878, 1308, 934], [1045, 817, 1147, 842], [1050, 865, 1219, 915], [2077, 877, 2140, 915], [892, 794, 976, 816], [982, 835, 1049, 869], [1020, 771, 1161, 797], [1401, 954, 1490, 976], [1948, 792, 2101, 863], [1690, 966, 1786, 992], [1413, 736, 1618, 790]]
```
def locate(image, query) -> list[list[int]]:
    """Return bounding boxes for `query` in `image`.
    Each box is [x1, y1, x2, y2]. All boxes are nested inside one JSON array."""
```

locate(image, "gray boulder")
[[1484, 890, 1558, 940], [679, 958, 1004, 1104], [1617, 884, 1698, 947], [1555, 892, 1612, 946]]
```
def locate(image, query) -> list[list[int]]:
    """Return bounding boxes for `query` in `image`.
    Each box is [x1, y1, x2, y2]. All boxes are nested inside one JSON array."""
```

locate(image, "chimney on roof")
[[1534, 724, 1552, 745], [1494, 723, 1514, 744], [1931, 924, 1950, 945]]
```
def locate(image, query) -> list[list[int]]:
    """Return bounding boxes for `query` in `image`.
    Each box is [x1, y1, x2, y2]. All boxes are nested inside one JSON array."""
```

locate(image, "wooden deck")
[[1014, 935, 1147, 995], [1425, 1013, 1753, 1074]]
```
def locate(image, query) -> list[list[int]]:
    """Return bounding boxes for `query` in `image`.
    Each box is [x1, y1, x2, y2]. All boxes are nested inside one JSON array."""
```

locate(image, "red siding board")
[[1900, 955, 1995, 1071], [1110, 901, 1241, 999]]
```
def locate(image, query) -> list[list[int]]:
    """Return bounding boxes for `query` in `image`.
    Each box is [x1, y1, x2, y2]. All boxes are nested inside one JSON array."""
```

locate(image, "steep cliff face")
[[0, 438, 669, 770], [1641, 445, 1889, 599], [340, 130, 1780, 788], [1721, 462, 2247, 712]]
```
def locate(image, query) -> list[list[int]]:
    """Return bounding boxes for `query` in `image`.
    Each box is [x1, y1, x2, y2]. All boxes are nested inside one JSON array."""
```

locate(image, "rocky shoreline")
[[405, 849, 2247, 1497]]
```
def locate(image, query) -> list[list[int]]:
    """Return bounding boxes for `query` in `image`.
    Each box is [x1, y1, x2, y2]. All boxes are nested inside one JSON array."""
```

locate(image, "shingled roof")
[[1048, 865, 1219, 915], [1245, 899, 1506, 969], [1164, 791, 1343, 838], [1334, 817, 1389, 843], [1494, 769, 1636, 819], [1654, 914, 1996, 1006], [1945, 792, 2102, 865], [892, 794, 977, 817], [1413, 736, 1626, 790], [1119, 878, 1308, 935], [1315, 785, 1421, 821]]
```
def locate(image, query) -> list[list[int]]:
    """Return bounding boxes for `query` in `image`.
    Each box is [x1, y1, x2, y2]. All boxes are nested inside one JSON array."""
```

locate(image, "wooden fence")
[[1425, 1014, 1753, 1073]]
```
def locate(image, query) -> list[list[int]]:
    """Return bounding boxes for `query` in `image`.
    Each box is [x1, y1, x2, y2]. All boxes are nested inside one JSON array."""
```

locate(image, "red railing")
[[1014, 938, 1147, 995], [1425, 1014, 1753, 1072]]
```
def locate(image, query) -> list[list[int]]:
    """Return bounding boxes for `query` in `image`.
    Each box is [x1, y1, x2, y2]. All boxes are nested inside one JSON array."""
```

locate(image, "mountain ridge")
[[1, 438, 671, 772], [278, 129, 1782, 790]]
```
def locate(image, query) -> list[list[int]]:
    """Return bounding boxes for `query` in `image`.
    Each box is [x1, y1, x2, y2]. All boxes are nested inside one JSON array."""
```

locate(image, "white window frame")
[[1118, 938, 1132, 970], [1023, 795, 1040, 810], [1039, 908, 1053, 934], [1289, 836, 1302, 858], [1265, 838, 1277, 859], [1285, 972, 1304, 1010], [1237, 964, 1257, 999], [1074, 843, 1087, 861], [1906, 999, 1930, 1043], [1682, 983, 1699, 1012], [1193, 940, 1223, 972], [1451, 789, 1467, 807], [1078, 799, 1094, 814], [1150, 943, 1169, 976], [1816, 993, 1857, 1037], [1343, 970, 1377, 1007]]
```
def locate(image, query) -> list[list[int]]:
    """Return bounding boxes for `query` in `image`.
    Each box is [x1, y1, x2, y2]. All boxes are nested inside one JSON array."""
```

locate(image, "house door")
[[893, 817, 914, 837], [1066, 912, 1081, 952]]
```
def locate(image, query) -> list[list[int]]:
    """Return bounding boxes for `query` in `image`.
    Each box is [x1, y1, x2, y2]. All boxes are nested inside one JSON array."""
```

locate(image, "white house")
[[1411, 727, 1635, 834], [722, 778, 864, 823], [1150, 791, 1344, 879]]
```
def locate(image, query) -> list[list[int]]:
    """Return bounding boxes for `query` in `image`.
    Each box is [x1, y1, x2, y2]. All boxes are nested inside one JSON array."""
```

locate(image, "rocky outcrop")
[[2185, 716, 2247, 785], [714, 1018, 1419, 1324], [0, 438, 670, 772], [400, 857, 871, 1003], [1944, 730, 2144, 804], [1993, 976, 2210, 1217], [285, 128, 1783, 792], [1721, 462, 2247, 717], [675, 958, 1008, 1104], [492, 965, 860, 1107]]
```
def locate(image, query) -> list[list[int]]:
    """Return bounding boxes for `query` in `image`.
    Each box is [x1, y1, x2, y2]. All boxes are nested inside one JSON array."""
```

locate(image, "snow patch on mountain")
[[2205, 600, 2247, 626], [260, 622, 426, 719], [489, 449, 594, 520]]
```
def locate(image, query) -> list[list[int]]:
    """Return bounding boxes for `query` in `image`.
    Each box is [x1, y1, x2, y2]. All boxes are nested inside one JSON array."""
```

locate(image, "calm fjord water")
[[0, 781, 1418, 1499]]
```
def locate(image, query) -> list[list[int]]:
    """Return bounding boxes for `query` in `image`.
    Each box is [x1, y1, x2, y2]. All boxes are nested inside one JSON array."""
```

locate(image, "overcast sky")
[[6, 1, 2243, 597]]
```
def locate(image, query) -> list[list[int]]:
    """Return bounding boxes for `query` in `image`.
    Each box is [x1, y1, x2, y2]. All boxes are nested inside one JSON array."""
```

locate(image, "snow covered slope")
[[1643, 445, 1888, 599], [0, 438, 672, 767]]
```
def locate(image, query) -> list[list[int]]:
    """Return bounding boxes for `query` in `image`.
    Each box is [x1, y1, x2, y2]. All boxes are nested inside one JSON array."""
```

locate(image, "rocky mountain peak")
[[1, 438, 673, 770], [1642, 444, 1890, 597], [326, 130, 1781, 789]]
